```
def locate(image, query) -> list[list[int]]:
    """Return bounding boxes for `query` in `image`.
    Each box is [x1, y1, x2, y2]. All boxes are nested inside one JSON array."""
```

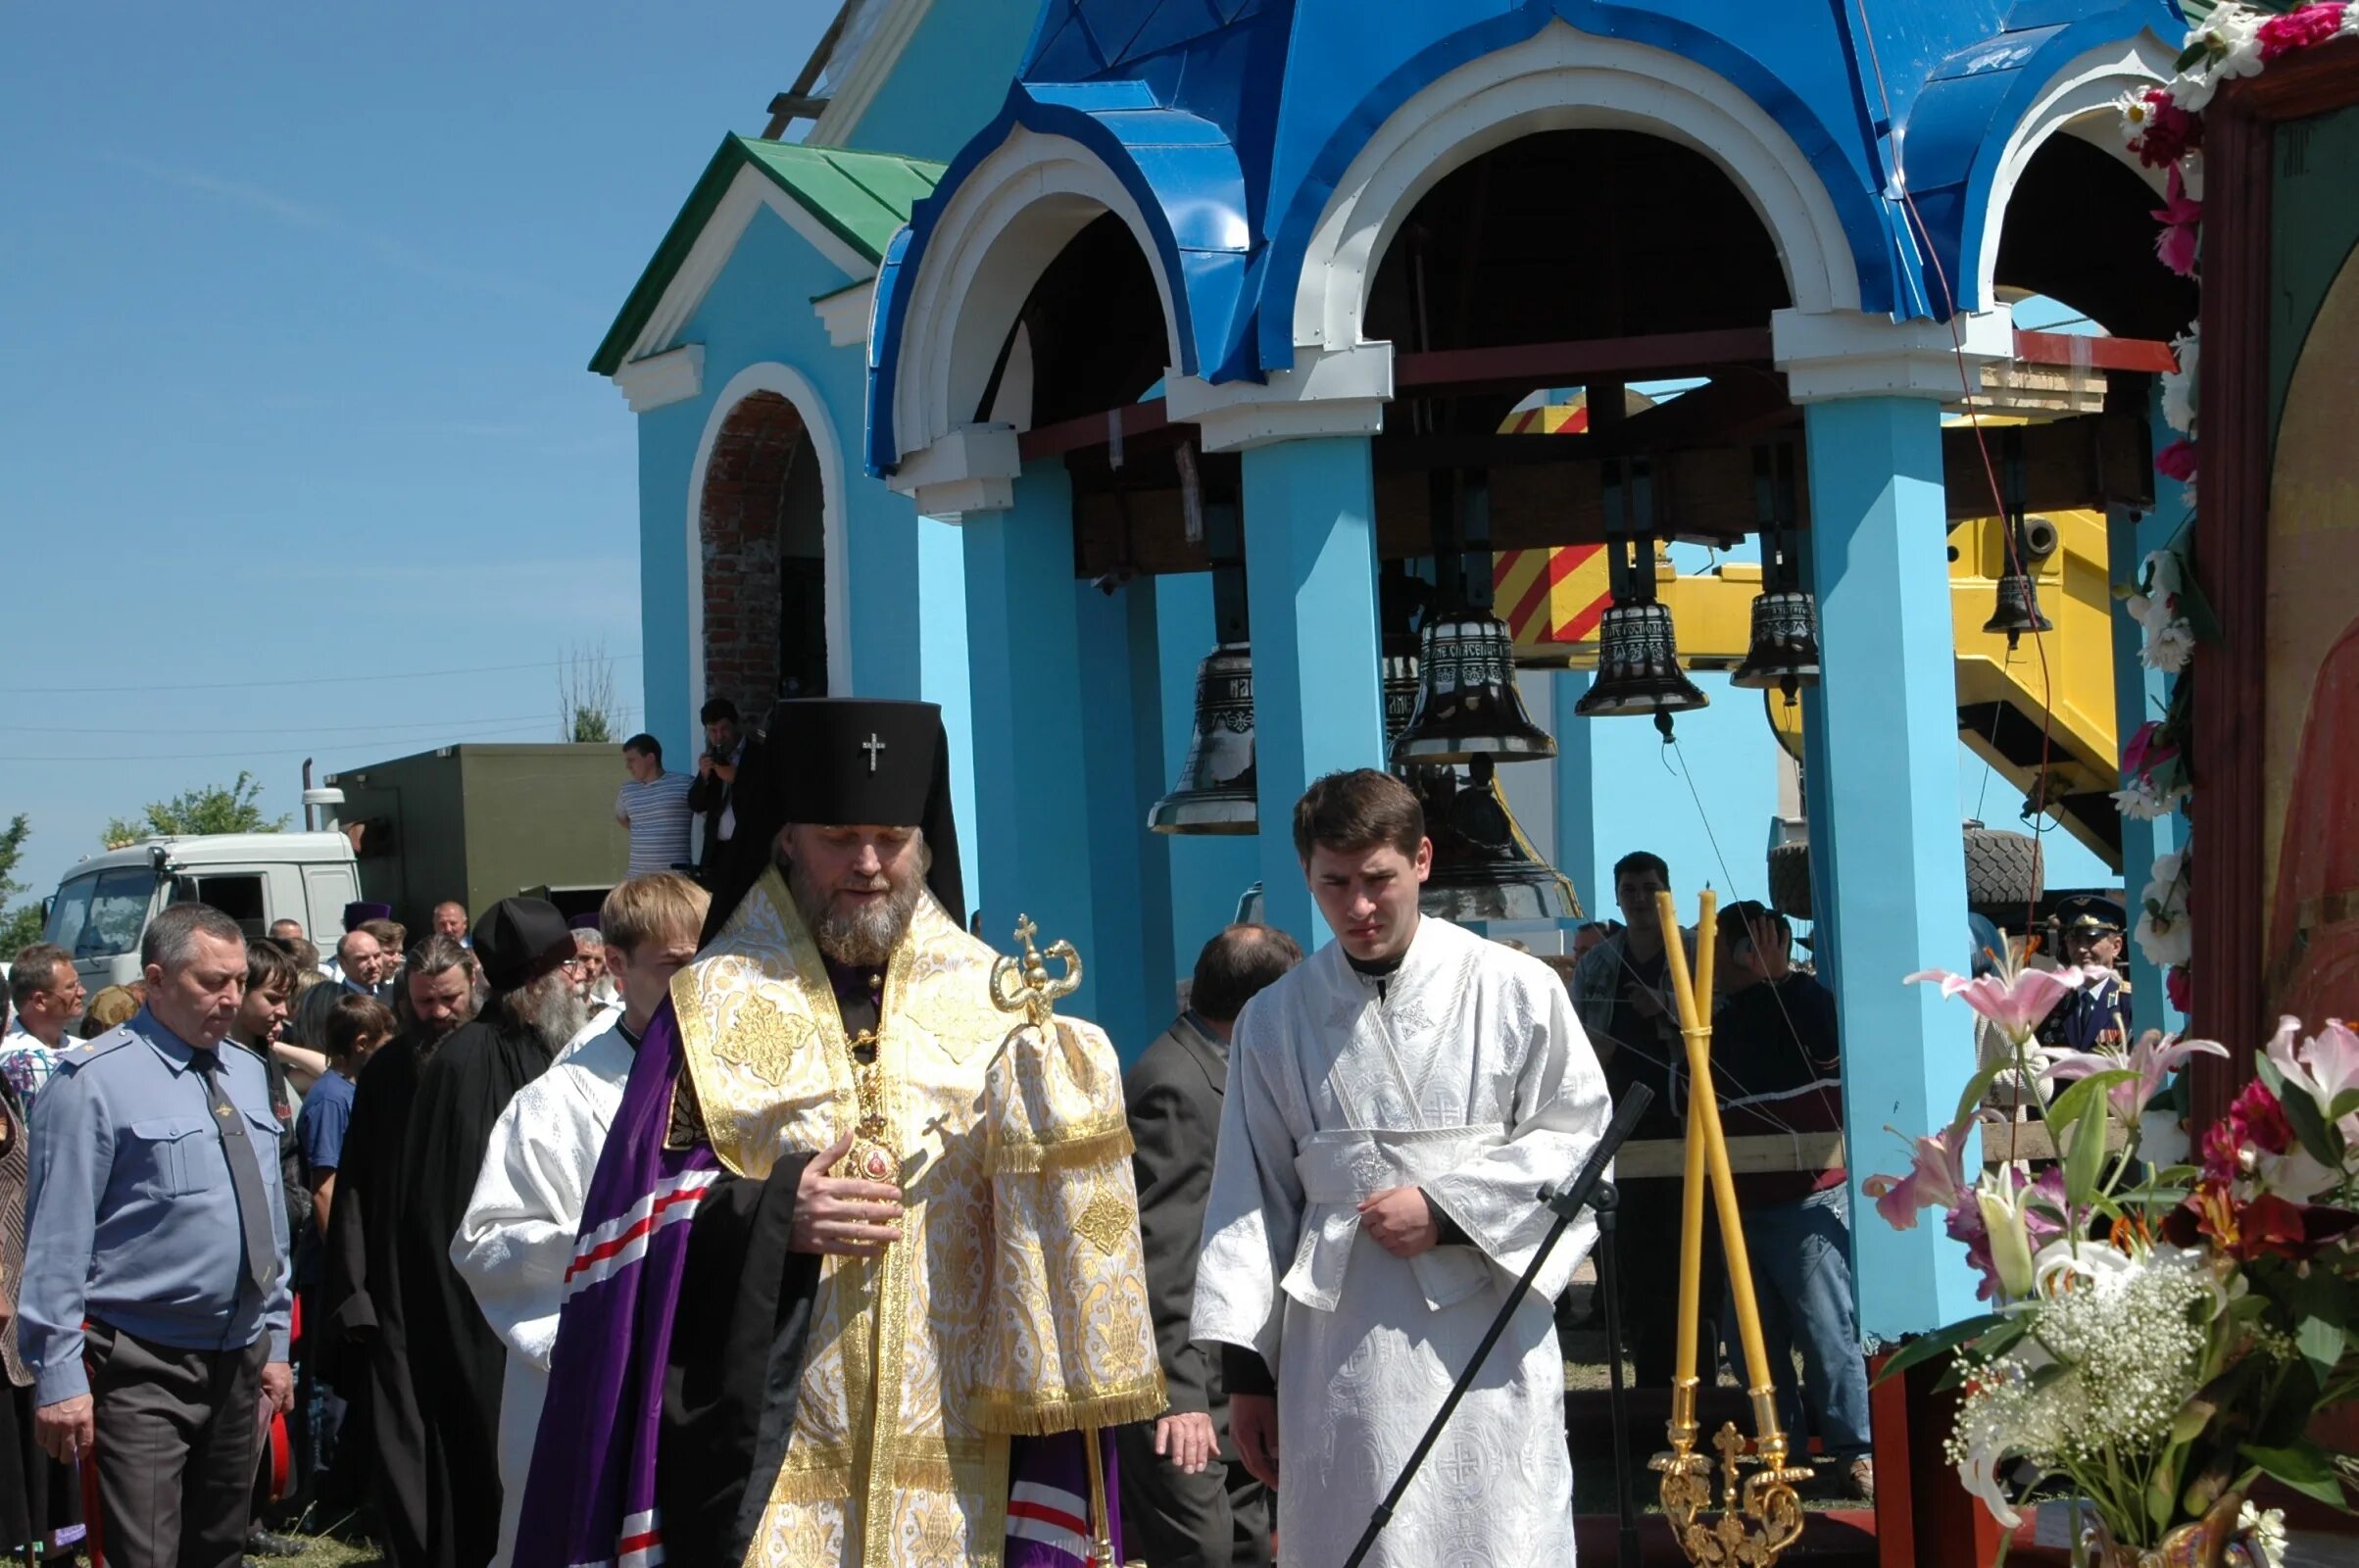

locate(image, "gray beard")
[[784, 854, 924, 967], [498, 968, 591, 1057]]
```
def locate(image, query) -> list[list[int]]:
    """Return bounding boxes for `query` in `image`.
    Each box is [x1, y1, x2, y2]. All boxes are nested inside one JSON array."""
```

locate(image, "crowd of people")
[[0, 693, 2146, 1568]]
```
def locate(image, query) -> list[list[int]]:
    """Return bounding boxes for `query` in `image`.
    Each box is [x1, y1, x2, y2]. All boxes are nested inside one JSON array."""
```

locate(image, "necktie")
[[190, 1050, 280, 1295]]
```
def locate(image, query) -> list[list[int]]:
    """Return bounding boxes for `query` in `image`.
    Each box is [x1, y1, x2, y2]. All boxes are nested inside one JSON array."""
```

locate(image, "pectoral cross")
[[861, 732, 887, 773]]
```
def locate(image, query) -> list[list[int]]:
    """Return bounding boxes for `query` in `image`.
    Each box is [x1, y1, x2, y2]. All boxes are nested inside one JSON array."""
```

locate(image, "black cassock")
[[322, 1017, 553, 1568]]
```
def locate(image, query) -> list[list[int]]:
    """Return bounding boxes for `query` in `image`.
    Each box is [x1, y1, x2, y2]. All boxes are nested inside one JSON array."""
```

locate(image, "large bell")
[[1391, 613, 1556, 765], [1413, 758, 1580, 922], [1575, 601, 1708, 717], [1730, 589, 1822, 695], [1149, 644, 1257, 834], [1381, 636, 1421, 747], [1984, 572, 2053, 648]]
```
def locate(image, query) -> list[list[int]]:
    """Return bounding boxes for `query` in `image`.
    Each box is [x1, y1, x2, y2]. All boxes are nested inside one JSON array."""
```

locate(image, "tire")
[[1963, 824, 2044, 913], [1767, 841, 1813, 921], [1762, 825, 2043, 926]]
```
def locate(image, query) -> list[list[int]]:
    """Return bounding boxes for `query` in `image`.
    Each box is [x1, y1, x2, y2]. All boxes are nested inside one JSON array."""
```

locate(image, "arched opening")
[[698, 390, 829, 716], [1994, 134, 2196, 341]]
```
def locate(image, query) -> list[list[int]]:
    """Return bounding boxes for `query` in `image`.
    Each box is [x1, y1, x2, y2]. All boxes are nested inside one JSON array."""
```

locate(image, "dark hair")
[[1717, 900, 1789, 944], [700, 698, 740, 725], [244, 936, 304, 998], [1191, 924, 1304, 1023], [623, 733, 663, 762], [1611, 851, 1670, 890], [407, 933, 477, 983], [361, 918, 406, 952], [141, 903, 245, 970], [1292, 769, 1424, 862], [8, 943, 72, 1009], [323, 993, 398, 1061]]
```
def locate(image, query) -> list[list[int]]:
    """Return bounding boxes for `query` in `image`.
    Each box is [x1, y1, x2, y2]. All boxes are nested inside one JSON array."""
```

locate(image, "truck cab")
[[43, 832, 362, 993]]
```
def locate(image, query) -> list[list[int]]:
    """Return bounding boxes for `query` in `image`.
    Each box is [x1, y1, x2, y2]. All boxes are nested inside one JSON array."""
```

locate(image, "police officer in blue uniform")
[[2036, 895, 2132, 1054], [19, 903, 293, 1568]]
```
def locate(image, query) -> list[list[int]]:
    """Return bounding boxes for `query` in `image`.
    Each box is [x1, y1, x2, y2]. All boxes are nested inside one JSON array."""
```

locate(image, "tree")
[[102, 771, 289, 847], [558, 641, 620, 744], [0, 813, 44, 955]]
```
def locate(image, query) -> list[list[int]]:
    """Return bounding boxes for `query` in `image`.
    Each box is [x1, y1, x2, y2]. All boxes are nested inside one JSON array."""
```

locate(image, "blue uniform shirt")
[[20, 1008, 293, 1404]]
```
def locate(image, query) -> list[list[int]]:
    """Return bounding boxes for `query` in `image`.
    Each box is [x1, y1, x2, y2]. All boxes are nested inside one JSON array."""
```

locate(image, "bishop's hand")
[[791, 1131, 906, 1257]]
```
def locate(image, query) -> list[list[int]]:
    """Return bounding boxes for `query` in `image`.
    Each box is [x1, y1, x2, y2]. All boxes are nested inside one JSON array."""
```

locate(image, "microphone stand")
[[1341, 1085, 1655, 1568]]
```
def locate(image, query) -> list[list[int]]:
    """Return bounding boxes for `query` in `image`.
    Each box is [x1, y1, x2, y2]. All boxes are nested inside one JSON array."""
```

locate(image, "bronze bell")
[[1149, 644, 1257, 834], [1984, 571, 2053, 649], [1391, 613, 1556, 765], [1574, 601, 1709, 717], [1730, 588, 1822, 696], [1381, 636, 1421, 747], [1412, 758, 1580, 922]]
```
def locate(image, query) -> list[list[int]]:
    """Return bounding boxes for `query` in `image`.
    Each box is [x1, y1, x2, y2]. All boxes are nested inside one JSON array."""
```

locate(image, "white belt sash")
[[1281, 1125, 1502, 1313]]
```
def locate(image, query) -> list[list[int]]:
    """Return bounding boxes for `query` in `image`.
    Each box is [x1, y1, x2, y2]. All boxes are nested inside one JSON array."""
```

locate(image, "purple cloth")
[[512, 999, 711, 1568], [1007, 1431, 1124, 1567]]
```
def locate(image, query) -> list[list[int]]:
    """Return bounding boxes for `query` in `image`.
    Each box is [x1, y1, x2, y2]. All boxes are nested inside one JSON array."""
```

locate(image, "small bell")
[[1148, 644, 1257, 834], [1729, 589, 1822, 698], [1574, 602, 1709, 718], [1391, 613, 1556, 765], [1984, 572, 2053, 649]]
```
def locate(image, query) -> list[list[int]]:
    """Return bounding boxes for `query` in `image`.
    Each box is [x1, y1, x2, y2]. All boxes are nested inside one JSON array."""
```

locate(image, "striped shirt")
[[614, 771, 694, 875]]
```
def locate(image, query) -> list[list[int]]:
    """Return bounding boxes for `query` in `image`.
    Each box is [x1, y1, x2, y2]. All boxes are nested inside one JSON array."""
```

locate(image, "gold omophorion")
[[1648, 887, 1810, 1566]]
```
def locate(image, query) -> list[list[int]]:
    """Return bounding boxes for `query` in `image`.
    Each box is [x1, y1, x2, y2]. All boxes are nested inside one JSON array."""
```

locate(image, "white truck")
[[42, 832, 363, 994]]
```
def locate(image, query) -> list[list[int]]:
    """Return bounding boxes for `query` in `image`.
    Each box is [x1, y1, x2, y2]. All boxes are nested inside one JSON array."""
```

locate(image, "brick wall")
[[699, 391, 804, 718]]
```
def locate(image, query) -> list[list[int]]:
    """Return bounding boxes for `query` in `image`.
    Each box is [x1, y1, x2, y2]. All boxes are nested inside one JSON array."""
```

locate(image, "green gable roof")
[[590, 135, 945, 376]]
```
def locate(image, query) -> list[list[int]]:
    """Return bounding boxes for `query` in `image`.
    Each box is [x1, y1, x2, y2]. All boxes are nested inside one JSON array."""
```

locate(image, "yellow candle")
[[1655, 891, 1778, 1407]]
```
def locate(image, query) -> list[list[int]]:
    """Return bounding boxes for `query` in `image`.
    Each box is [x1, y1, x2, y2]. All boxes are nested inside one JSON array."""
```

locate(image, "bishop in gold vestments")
[[511, 699, 1162, 1568]]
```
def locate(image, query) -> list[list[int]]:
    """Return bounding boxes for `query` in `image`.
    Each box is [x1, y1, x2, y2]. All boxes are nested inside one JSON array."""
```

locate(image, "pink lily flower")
[[2265, 1016, 2359, 1140], [2153, 165, 2202, 277], [1906, 964, 2091, 1047], [2156, 438, 2199, 483], [1863, 1121, 1972, 1231], [2046, 1029, 2230, 1120], [2258, 2, 2343, 60]]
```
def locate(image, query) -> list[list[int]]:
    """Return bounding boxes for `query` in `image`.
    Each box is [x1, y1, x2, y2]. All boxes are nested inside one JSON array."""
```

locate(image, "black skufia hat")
[[701, 698, 965, 943], [471, 897, 578, 993]]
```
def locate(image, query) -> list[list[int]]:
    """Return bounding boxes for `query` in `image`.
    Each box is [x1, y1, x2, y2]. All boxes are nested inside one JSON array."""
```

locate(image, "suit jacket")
[[1125, 1012, 1232, 1443], [684, 743, 743, 872]]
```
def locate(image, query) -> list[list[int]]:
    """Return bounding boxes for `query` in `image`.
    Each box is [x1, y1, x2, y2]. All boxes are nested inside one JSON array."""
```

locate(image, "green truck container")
[[322, 743, 632, 932]]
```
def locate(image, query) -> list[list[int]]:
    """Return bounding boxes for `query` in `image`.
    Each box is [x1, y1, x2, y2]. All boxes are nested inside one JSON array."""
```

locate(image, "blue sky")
[[2, 3, 831, 899]]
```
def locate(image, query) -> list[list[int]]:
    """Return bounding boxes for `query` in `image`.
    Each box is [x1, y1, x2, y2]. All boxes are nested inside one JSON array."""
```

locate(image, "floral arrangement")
[[1866, 958, 2358, 1559], [2105, 3, 2359, 1020]]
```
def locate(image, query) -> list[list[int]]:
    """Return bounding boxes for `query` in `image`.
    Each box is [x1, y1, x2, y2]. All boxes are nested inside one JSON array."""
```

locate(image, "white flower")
[[2162, 329, 2199, 434], [2143, 617, 2196, 673], [2112, 775, 2190, 820], [2116, 89, 2157, 147], [2171, 12, 2265, 113], [2145, 547, 2184, 599], [2238, 1499, 2288, 1567], [2137, 905, 2193, 969], [2342, 4, 2359, 43]]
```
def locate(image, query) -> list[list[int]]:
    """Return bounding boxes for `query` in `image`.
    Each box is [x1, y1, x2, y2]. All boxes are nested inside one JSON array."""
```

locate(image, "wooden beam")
[[2013, 329, 2177, 373], [1017, 399, 1176, 464], [1394, 327, 1776, 396]]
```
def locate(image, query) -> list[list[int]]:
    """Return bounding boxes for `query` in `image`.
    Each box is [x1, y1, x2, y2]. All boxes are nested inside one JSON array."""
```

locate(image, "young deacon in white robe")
[[449, 873, 709, 1568], [1192, 769, 1611, 1568]]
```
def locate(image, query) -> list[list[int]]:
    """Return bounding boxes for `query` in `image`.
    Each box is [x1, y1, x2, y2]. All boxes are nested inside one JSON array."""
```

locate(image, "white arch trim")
[[1972, 32, 2177, 312], [1296, 18, 1863, 355], [891, 124, 1186, 471], [683, 363, 855, 718]]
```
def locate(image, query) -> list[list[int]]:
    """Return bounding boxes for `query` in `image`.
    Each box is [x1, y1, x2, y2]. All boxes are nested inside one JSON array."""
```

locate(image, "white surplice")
[[1191, 915, 1610, 1568], [450, 1018, 636, 1568]]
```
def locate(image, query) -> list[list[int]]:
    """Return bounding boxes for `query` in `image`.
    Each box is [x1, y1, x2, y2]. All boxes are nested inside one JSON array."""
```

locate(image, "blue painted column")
[[1074, 575, 1176, 1056], [961, 463, 1104, 1022], [1239, 437, 1388, 948], [916, 514, 980, 914], [2109, 392, 2191, 1037], [1800, 395, 1982, 1336]]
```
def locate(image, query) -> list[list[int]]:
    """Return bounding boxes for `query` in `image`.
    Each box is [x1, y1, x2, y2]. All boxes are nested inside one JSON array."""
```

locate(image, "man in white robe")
[[1192, 768, 1611, 1568], [448, 873, 709, 1568]]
